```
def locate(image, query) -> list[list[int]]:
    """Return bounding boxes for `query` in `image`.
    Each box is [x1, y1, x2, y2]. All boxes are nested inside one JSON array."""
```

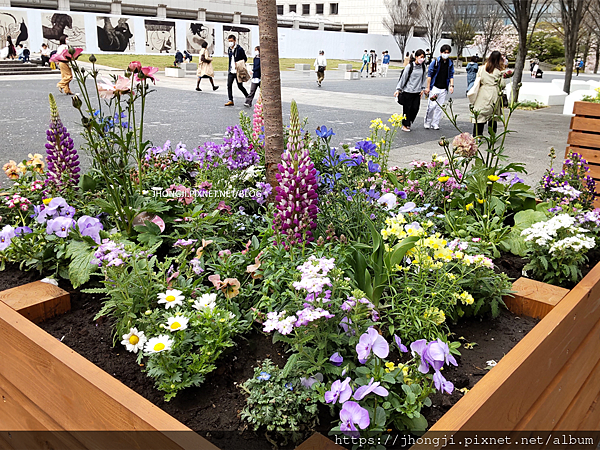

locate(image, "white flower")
[[377, 193, 398, 210], [144, 335, 174, 353], [192, 293, 217, 311], [166, 316, 189, 331], [121, 327, 147, 353], [157, 289, 184, 309]]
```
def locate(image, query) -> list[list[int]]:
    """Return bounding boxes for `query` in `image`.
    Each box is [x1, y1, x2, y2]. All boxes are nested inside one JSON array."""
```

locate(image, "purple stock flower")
[[330, 352, 343, 366], [433, 370, 454, 394], [46, 216, 75, 238], [222, 125, 260, 170], [394, 335, 408, 353], [325, 377, 352, 404], [353, 377, 389, 400], [0, 225, 15, 251], [273, 101, 319, 246], [77, 215, 103, 244], [45, 94, 80, 194], [339, 401, 370, 437], [356, 327, 389, 363], [253, 182, 272, 205]]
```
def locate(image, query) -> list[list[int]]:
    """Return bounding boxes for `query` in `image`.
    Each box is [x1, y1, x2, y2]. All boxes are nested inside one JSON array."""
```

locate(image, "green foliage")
[[240, 359, 320, 445], [527, 32, 565, 62], [499, 209, 548, 256]]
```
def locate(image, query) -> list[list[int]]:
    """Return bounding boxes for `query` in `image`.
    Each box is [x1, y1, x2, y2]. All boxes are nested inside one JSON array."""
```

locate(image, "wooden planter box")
[[565, 101, 600, 208], [2, 264, 600, 449]]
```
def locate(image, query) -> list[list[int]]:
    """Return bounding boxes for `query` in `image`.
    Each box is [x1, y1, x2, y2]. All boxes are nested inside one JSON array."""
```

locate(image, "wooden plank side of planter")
[[573, 102, 600, 118], [504, 278, 569, 319], [419, 262, 600, 434], [0, 281, 70, 324], [570, 116, 600, 134], [567, 131, 600, 149], [0, 301, 218, 450]]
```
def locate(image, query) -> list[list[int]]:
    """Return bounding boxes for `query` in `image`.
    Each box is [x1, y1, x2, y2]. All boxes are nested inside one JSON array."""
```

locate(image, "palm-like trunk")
[[256, 0, 284, 198]]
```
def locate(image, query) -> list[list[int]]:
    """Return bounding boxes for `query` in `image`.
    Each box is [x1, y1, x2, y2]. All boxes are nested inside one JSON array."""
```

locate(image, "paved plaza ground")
[[1, 66, 596, 190]]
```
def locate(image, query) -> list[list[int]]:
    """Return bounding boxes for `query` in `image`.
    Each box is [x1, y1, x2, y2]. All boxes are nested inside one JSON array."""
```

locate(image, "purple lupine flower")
[[356, 327, 389, 363], [339, 401, 370, 437], [353, 377, 389, 400], [330, 352, 343, 366], [77, 215, 103, 244], [45, 94, 81, 194], [46, 216, 75, 238], [324, 377, 352, 404], [273, 101, 318, 246], [0, 225, 15, 251], [394, 334, 408, 353]]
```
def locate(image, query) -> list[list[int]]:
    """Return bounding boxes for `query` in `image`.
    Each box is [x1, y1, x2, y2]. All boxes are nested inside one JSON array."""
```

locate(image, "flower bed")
[[2, 50, 600, 448]]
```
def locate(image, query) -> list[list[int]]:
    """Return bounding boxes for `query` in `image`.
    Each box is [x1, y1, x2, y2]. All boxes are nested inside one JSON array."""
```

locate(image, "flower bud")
[[71, 95, 82, 110], [88, 54, 97, 63]]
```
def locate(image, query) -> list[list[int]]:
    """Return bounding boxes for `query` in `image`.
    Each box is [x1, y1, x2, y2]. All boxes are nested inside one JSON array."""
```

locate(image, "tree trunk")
[[512, 25, 528, 102], [595, 36, 600, 73], [256, 0, 284, 199], [563, 40, 577, 93]]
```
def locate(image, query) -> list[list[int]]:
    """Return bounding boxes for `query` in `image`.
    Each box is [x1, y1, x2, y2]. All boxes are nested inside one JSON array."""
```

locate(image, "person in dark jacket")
[[225, 34, 249, 106], [184, 50, 192, 62], [466, 56, 479, 95], [245, 46, 261, 107], [174, 50, 184, 65], [423, 44, 455, 130], [6, 36, 16, 60]]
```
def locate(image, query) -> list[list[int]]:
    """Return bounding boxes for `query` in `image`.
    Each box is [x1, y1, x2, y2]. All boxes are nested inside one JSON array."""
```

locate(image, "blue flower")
[[15, 226, 33, 236], [364, 189, 381, 202], [342, 153, 364, 167], [368, 161, 381, 173], [316, 125, 335, 139], [394, 188, 407, 199], [257, 371, 271, 381], [285, 382, 294, 391], [323, 148, 341, 167], [355, 140, 379, 158]]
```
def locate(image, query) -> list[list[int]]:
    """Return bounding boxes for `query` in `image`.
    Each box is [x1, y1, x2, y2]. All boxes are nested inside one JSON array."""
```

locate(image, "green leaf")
[[66, 240, 97, 288], [375, 406, 386, 428], [80, 174, 97, 191]]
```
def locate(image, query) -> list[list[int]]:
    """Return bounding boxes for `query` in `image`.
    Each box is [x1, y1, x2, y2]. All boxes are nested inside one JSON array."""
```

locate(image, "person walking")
[[394, 49, 428, 132], [6, 36, 16, 60], [314, 50, 327, 87], [370, 49, 377, 77], [381, 51, 390, 77], [423, 44, 454, 130], [470, 50, 512, 137], [225, 34, 249, 106], [245, 46, 261, 107], [466, 56, 479, 95], [403, 51, 410, 67], [531, 59, 539, 78], [360, 50, 369, 76], [184, 50, 192, 62], [196, 41, 218, 92], [425, 48, 432, 64], [576, 58, 584, 76], [55, 36, 74, 95]]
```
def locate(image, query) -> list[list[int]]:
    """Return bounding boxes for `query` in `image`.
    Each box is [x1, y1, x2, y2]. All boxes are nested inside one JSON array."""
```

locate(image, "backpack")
[[398, 61, 426, 92]]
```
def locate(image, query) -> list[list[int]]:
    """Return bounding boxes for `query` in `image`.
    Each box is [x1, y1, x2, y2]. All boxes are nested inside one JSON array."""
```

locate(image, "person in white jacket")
[[314, 50, 327, 87]]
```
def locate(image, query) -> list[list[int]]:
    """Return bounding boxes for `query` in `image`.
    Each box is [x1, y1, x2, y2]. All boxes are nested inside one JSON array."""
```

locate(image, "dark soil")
[[2, 266, 538, 449], [493, 252, 527, 280]]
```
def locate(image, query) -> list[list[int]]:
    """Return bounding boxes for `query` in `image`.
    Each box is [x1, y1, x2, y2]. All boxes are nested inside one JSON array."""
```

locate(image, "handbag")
[[396, 91, 406, 106], [318, 65, 326, 72], [467, 67, 482, 103], [236, 59, 250, 83]]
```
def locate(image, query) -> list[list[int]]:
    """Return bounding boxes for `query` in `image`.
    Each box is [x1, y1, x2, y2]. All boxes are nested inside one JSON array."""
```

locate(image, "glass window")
[[316, 3, 324, 14], [289, 4, 297, 13], [302, 4, 310, 15], [330, 3, 339, 14], [277, 5, 284, 14]]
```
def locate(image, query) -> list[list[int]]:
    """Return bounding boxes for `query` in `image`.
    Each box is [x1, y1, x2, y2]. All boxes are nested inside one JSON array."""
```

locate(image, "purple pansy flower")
[[46, 216, 75, 238], [77, 215, 103, 244], [330, 352, 343, 366], [353, 377, 389, 400], [0, 225, 15, 251], [356, 327, 389, 363], [15, 226, 33, 237], [325, 377, 352, 404], [339, 401, 370, 438], [433, 370, 454, 394], [394, 334, 408, 353]]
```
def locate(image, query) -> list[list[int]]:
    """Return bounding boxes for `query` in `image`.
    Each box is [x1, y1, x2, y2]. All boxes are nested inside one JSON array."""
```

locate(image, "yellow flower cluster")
[[423, 307, 446, 325], [388, 113, 405, 128], [384, 362, 411, 382], [454, 291, 474, 305], [370, 118, 384, 130]]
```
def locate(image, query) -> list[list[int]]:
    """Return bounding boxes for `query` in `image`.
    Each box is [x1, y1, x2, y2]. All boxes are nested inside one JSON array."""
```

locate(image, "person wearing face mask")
[[394, 49, 428, 132], [423, 44, 454, 130], [225, 34, 249, 107], [245, 46, 261, 107], [55, 35, 74, 95]]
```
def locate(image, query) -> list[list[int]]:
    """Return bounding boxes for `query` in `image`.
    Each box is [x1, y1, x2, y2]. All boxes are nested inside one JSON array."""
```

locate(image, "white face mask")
[[254, 51, 259, 57], [228, 41, 234, 48], [441, 53, 450, 60]]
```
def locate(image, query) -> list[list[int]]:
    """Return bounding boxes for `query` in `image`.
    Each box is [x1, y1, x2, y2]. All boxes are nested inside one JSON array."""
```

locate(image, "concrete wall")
[[0, 5, 450, 60]]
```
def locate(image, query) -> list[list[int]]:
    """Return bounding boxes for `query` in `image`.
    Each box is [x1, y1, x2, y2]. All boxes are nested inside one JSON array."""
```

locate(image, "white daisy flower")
[[192, 293, 217, 311], [121, 327, 147, 353], [166, 316, 189, 332], [157, 289, 185, 309], [144, 335, 174, 353]]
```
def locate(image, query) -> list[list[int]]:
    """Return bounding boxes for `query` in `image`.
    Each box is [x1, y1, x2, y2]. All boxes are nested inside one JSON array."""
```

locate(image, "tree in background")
[[256, 0, 284, 195], [423, 0, 445, 54], [384, 0, 422, 56], [475, 5, 505, 58], [527, 31, 565, 61], [495, 0, 552, 101], [445, 2, 479, 60], [451, 20, 476, 60], [558, 0, 592, 93], [582, 0, 600, 73]]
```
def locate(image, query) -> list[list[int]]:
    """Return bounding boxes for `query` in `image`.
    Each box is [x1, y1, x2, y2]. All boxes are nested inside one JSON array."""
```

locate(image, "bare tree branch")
[[422, 0, 445, 53], [478, 6, 505, 58], [384, 0, 421, 56], [559, 0, 592, 93]]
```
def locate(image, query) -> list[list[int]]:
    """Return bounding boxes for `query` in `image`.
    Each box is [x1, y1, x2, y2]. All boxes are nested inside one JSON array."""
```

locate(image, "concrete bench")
[[179, 62, 197, 72], [551, 78, 591, 93], [338, 63, 353, 71], [295, 64, 310, 71], [507, 82, 567, 106]]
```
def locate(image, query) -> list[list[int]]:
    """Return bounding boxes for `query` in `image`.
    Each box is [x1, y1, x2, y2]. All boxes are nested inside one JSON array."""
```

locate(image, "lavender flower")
[[274, 101, 319, 246], [15, 226, 33, 236], [394, 334, 408, 353], [356, 327, 389, 363], [253, 181, 272, 205], [324, 377, 352, 404], [77, 215, 103, 244], [0, 225, 15, 251], [45, 94, 80, 194], [46, 216, 75, 238], [339, 401, 370, 437], [353, 377, 389, 400]]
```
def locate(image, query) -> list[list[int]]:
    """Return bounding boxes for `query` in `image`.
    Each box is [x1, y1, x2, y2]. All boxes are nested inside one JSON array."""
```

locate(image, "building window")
[[330, 3, 339, 14], [302, 4, 310, 15], [316, 3, 324, 14], [277, 5, 284, 15], [289, 4, 297, 13]]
